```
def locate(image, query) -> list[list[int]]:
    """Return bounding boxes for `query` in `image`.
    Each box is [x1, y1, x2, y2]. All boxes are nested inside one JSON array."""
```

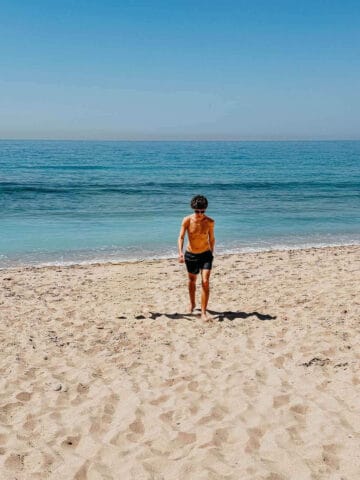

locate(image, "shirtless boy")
[[178, 195, 215, 321]]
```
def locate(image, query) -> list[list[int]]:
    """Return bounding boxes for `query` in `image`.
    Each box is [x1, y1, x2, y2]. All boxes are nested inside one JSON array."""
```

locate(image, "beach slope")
[[1, 246, 359, 479]]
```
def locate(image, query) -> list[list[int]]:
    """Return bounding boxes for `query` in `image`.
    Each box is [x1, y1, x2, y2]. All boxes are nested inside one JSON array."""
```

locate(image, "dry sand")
[[0, 245, 359, 480]]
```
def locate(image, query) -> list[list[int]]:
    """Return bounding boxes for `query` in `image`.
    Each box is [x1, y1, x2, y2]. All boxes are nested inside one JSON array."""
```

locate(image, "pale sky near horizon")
[[1, 0, 359, 140]]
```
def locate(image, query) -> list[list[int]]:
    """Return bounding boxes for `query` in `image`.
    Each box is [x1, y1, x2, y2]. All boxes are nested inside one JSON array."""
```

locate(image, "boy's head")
[[190, 195, 208, 211]]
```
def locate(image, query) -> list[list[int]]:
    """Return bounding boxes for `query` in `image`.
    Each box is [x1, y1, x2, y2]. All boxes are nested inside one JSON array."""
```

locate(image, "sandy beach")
[[0, 245, 359, 479]]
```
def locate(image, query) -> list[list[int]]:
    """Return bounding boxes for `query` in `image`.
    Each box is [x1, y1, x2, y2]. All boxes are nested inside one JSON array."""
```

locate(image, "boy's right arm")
[[178, 218, 188, 263]]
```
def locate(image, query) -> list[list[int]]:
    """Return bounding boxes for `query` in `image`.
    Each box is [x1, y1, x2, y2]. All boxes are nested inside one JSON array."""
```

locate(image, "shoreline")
[[1, 244, 359, 478], [1, 240, 360, 272]]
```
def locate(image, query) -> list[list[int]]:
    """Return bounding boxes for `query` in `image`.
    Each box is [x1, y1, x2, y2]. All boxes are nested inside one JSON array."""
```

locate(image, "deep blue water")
[[0, 140, 359, 267]]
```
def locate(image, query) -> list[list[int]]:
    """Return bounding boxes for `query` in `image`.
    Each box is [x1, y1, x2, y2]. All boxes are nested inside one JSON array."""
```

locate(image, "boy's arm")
[[208, 220, 215, 253], [178, 218, 188, 263]]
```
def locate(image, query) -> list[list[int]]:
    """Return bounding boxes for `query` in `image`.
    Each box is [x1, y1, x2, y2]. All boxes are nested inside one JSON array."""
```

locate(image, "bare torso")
[[184, 214, 215, 253]]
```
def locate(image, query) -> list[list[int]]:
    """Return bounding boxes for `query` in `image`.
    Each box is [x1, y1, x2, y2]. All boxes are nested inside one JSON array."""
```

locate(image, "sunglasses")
[[194, 209, 206, 214]]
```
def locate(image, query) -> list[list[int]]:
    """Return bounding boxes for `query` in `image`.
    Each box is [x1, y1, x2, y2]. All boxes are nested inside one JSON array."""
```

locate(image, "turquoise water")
[[1, 140, 359, 268]]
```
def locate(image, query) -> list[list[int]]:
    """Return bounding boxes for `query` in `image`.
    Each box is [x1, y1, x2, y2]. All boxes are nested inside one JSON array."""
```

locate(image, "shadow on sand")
[[148, 310, 276, 322]]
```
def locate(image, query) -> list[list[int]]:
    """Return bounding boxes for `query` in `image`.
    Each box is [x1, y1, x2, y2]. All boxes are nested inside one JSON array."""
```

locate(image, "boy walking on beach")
[[178, 195, 215, 321]]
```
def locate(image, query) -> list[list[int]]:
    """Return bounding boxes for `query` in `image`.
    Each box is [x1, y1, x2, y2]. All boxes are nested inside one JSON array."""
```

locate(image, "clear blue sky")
[[1, 0, 359, 140]]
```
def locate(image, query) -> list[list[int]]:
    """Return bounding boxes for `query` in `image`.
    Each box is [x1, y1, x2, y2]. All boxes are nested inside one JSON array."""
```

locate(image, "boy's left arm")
[[209, 220, 215, 253]]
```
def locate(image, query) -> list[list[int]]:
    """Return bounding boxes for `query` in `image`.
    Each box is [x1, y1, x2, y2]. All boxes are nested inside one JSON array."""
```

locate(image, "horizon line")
[[0, 137, 359, 142]]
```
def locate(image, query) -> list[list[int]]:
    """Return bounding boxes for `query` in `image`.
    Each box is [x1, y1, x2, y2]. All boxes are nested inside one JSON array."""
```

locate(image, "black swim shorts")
[[184, 250, 213, 275]]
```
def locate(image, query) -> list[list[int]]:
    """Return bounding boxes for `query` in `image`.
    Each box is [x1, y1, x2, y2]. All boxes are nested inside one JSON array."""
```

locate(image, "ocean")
[[1, 140, 359, 268]]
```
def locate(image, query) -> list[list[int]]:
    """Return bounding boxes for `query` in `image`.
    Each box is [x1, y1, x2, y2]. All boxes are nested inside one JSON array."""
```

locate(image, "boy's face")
[[193, 208, 206, 217]]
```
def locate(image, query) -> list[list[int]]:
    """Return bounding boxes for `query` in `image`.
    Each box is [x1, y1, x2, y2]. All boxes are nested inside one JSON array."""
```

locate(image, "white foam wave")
[[1, 236, 360, 271]]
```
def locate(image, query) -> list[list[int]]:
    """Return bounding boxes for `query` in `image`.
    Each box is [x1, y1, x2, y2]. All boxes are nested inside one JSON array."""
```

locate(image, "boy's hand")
[[178, 253, 185, 263]]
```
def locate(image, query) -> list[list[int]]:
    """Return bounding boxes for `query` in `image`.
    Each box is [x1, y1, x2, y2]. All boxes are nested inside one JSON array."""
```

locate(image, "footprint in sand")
[[76, 383, 90, 393], [171, 431, 197, 448], [290, 404, 308, 415], [61, 435, 81, 449], [149, 394, 169, 405], [89, 418, 103, 435], [101, 401, 116, 425], [208, 428, 229, 448], [73, 460, 90, 480], [129, 418, 145, 435], [289, 404, 308, 428], [199, 428, 229, 448], [246, 337, 254, 349], [243, 382, 258, 398], [15, 392, 32, 402], [197, 405, 226, 426], [104, 402, 115, 416], [322, 443, 340, 470], [273, 394, 290, 408], [244, 427, 265, 453], [0, 402, 24, 424], [159, 410, 174, 424], [316, 380, 331, 392], [23, 414, 37, 431], [188, 380, 199, 392], [255, 368, 268, 383], [4, 452, 25, 471], [286, 425, 303, 445], [272, 355, 286, 368], [127, 409, 146, 442]]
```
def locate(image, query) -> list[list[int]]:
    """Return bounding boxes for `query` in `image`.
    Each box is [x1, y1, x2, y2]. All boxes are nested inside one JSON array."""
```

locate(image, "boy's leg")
[[188, 273, 197, 313], [200, 268, 211, 321]]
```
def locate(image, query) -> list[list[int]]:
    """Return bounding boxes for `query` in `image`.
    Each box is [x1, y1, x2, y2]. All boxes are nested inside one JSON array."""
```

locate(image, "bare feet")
[[189, 303, 196, 314], [201, 310, 213, 322]]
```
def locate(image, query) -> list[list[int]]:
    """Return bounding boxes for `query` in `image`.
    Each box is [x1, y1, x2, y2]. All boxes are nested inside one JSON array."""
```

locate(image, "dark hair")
[[190, 195, 208, 210]]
